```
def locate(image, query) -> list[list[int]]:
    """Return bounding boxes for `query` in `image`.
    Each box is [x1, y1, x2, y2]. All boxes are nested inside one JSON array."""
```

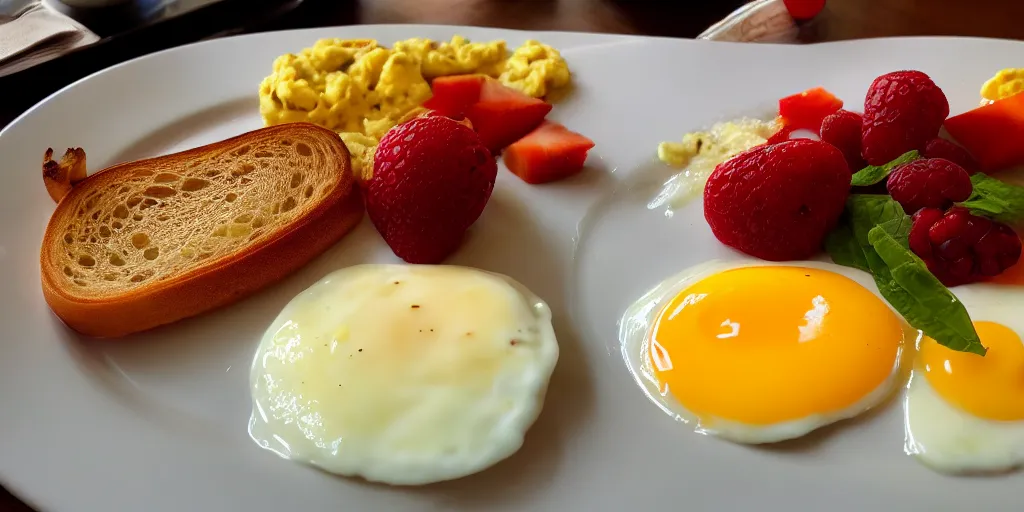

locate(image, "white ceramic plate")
[[1, 25, 1021, 511]]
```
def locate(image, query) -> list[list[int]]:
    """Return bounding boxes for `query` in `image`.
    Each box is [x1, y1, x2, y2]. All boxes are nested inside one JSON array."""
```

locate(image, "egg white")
[[619, 259, 912, 444], [903, 283, 1024, 474], [248, 264, 559, 485]]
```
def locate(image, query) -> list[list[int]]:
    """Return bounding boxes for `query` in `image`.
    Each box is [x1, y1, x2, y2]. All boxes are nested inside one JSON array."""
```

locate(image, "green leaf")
[[825, 222, 870, 272], [850, 150, 920, 187], [959, 172, 1024, 225], [867, 225, 986, 355], [846, 194, 906, 245]]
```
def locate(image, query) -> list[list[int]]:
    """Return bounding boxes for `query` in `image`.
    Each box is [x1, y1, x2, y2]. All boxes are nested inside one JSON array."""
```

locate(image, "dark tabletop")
[[4, 0, 1024, 509]]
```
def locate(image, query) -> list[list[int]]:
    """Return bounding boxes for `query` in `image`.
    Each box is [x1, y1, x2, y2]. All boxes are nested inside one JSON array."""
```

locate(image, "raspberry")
[[820, 109, 866, 172], [921, 138, 979, 174], [704, 139, 850, 261], [886, 158, 972, 214], [910, 207, 1022, 286], [862, 71, 949, 165]]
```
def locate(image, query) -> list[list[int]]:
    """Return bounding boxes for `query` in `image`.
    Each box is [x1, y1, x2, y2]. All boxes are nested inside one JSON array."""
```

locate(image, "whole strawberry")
[[862, 71, 949, 165], [365, 116, 497, 263], [704, 139, 850, 261]]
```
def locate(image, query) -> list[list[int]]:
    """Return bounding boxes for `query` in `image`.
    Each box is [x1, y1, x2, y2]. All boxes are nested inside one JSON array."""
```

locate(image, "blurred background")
[[3, 0, 1024, 509]]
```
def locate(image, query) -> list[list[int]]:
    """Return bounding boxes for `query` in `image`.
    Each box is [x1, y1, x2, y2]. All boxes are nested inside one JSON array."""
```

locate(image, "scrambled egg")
[[259, 36, 570, 179], [652, 118, 780, 210], [981, 68, 1024, 104]]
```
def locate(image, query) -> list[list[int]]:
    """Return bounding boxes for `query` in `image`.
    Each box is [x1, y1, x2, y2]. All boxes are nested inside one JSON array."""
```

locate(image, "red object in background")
[[783, 0, 826, 20], [944, 92, 1024, 171], [423, 75, 485, 116], [503, 121, 595, 184], [778, 87, 843, 133]]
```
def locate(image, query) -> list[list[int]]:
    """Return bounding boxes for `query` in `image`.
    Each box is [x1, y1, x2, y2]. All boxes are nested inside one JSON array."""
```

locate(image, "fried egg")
[[620, 260, 909, 444], [904, 284, 1024, 474], [248, 264, 559, 485]]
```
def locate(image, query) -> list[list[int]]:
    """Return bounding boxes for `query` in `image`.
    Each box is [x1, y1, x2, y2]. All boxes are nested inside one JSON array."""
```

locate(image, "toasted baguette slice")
[[41, 123, 362, 338]]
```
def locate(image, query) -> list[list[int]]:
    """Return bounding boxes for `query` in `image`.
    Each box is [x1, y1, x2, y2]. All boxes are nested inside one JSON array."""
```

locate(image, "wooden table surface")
[[4, 0, 1024, 509]]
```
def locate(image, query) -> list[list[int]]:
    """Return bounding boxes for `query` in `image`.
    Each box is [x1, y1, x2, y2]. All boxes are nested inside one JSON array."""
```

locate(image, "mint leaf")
[[825, 223, 869, 272], [850, 150, 920, 187], [837, 194, 985, 355], [867, 225, 986, 355], [959, 172, 1024, 225]]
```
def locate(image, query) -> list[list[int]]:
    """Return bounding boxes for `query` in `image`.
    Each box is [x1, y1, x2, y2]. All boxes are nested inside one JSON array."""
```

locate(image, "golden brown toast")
[[40, 123, 363, 337]]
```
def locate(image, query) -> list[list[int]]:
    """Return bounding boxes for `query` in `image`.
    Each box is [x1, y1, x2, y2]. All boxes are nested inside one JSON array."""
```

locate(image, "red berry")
[[366, 116, 497, 263], [862, 71, 949, 165], [921, 138, 979, 174], [886, 158, 972, 214], [783, 0, 826, 20], [910, 207, 1022, 286], [704, 139, 850, 261], [820, 109, 866, 172]]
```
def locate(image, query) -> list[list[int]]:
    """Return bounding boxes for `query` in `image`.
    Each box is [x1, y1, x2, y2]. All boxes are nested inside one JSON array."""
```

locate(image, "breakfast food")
[[904, 295, 1024, 473], [454, 76, 552, 154], [944, 91, 1024, 171], [886, 158, 973, 214], [364, 115, 496, 264], [503, 121, 595, 184], [777, 87, 843, 132], [619, 260, 907, 443], [861, 70, 949, 165], [980, 67, 1024, 104], [819, 109, 866, 172], [653, 117, 780, 209], [248, 264, 559, 485], [921, 138, 978, 173], [909, 207, 1021, 286], [40, 123, 361, 337], [259, 37, 570, 178], [703, 139, 850, 261]]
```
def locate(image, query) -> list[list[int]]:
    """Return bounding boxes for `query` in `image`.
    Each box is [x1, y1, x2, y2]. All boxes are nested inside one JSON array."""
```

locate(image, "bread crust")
[[40, 123, 364, 338]]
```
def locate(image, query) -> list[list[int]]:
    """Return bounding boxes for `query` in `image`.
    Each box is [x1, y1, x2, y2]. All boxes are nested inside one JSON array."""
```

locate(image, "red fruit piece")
[[820, 109, 866, 172], [503, 121, 595, 184], [921, 138, 979, 174], [944, 92, 1024, 171], [423, 74, 485, 117], [862, 70, 949, 165], [911, 207, 1022, 286], [886, 158, 972, 214], [366, 115, 497, 264], [783, 0, 826, 20], [703, 139, 851, 261], [466, 78, 552, 154], [778, 87, 844, 132]]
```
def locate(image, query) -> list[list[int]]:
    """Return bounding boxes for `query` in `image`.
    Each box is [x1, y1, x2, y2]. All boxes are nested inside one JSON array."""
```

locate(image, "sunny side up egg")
[[248, 264, 559, 485], [620, 260, 912, 444], [904, 283, 1024, 474]]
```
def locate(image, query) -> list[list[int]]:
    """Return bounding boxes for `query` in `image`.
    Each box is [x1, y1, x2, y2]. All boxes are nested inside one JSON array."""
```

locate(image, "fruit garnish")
[[703, 139, 850, 261], [503, 121, 594, 184], [921, 138, 978, 174], [466, 77, 552, 154], [365, 115, 497, 264], [825, 194, 985, 355], [778, 87, 843, 132], [850, 150, 919, 187], [782, 0, 826, 20], [959, 172, 1024, 226], [820, 109, 865, 172], [944, 91, 1024, 171], [862, 71, 949, 165], [423, 74, 486, 117], [886, 158, 973, 214], [910, 207, 1021, 287]]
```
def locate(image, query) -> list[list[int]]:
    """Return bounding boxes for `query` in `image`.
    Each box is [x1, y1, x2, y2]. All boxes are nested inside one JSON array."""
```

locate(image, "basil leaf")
[[850, 150, 920, 187], [867, 224, 986, 355], [825, 222, 870, 272], [846, 194, 906, 245], [959, 172, 1024, 225]]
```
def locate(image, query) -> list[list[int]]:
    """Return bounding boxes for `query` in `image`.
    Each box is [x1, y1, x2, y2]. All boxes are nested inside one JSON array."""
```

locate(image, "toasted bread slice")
[[40, 123, 363, 338]]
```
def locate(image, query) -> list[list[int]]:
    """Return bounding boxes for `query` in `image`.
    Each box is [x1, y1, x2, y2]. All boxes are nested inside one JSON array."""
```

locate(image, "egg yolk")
[[648, 266, 905, 426], [919, 321, 1024, 421]]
